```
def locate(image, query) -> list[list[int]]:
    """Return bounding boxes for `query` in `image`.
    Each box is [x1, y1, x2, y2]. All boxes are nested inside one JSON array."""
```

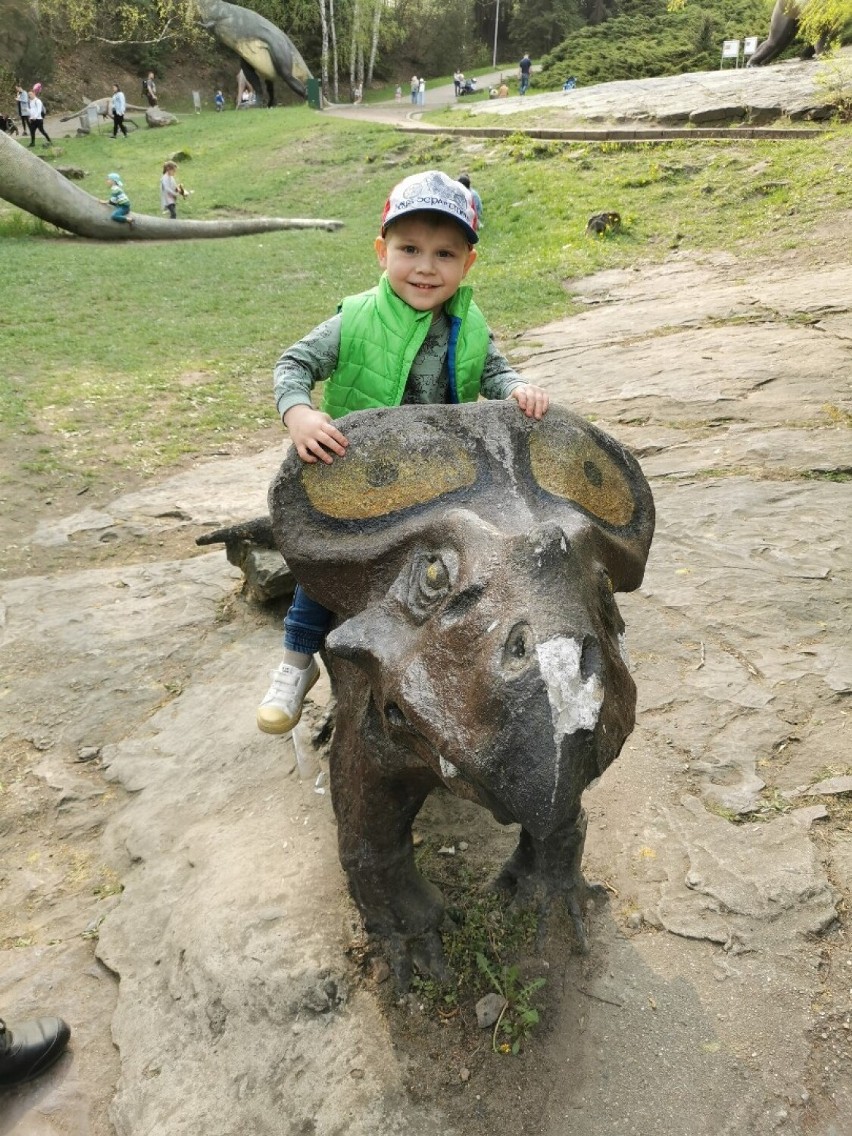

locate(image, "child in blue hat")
[[100, 173, 134, 228]]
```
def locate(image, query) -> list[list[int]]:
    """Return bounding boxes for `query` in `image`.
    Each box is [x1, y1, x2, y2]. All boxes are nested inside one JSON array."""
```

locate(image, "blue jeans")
[[284, 584, 334, 654]]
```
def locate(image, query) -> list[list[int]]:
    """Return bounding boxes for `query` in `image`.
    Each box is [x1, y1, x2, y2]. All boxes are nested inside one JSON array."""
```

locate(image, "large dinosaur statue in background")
[[0, 130, 341, 240], [747, 0, 835, 66], [195, 0, 313, 103]]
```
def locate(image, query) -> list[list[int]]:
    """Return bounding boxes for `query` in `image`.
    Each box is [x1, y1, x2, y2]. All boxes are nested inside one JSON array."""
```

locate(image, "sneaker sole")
[[256, 666, 320, 735]]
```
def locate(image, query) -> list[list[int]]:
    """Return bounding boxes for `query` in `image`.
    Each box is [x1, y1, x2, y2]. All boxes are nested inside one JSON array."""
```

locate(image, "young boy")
[[100, 173, 134, 228], [257, 169, 549, 734]]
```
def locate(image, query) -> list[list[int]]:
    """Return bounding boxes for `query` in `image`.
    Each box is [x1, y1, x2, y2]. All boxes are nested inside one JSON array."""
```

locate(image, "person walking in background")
[[519, 52, 533, 95], [26, 89, 51, 147], [110, 83, 128, 137], [417, 76, 425, 106], [453, 68, 463, 96], [160, 161, 188, 219], [15, 84, 29, 134], [100, 172, 134, 229], [457, 172, 483, 228], [410, 75, 418, 104], [214, 88, 225, 111], [142, 71, 158, 106], [0, 1014, 71, 1087]]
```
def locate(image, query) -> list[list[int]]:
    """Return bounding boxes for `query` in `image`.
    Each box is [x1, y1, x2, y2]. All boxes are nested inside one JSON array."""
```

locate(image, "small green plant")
[[476, 952, 546, 1054]]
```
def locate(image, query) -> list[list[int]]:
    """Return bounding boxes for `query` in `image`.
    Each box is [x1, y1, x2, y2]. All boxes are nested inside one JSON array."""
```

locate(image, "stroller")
[[458, 77, 478, 96], [1, 113, 20, 136]]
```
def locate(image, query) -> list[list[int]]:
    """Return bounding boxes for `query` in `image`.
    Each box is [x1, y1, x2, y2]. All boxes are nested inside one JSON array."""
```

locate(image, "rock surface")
[[460, 50, 852, 126], [2, 177, 850, 1136]]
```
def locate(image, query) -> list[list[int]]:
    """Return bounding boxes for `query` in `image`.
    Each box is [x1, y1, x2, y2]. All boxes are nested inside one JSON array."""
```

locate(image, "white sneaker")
[[256, 657, 320, 735]]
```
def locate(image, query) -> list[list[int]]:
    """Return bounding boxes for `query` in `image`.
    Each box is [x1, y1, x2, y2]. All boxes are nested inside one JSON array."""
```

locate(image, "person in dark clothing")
[[0, 1015, 71, 1087], [142, 71, 158, 106], [519, 52, 532, 94]]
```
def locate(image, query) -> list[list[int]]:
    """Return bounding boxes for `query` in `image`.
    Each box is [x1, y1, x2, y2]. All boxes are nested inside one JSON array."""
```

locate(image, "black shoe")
[[0, 1017, 71, 1087]]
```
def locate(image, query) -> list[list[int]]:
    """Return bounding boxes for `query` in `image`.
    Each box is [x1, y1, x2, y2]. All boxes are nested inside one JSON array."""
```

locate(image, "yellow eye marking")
[[530, 426, 635, 528], [302, 435, 476, 521]]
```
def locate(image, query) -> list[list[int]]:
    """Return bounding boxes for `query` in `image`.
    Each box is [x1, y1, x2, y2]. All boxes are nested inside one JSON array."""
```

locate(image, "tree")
[[38, 0, 201, 45]]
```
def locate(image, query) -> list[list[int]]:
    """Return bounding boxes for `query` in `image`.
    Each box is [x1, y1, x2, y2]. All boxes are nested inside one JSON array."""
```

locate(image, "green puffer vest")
[[320, 274, 490, 420]]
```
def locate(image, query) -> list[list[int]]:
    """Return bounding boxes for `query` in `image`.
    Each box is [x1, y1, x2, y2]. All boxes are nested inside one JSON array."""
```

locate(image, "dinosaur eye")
[[423, 558, 449, 593], [401, 551, 458, 622]]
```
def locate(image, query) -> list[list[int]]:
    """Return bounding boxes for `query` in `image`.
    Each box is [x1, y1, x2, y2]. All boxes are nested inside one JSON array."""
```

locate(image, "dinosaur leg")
[[241, 61, 266, 106], [494, 810, 604, 953], [747, 3, 798, 66], [330, 690, 446, 988]]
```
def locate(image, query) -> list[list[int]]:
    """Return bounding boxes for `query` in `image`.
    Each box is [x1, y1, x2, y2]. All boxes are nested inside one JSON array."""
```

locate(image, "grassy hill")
[[539, 0, 784, 88], [1, 107, 849, 499]]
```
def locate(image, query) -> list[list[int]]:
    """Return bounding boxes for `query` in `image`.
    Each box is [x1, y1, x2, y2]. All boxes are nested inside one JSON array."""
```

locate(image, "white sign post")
[[743, 36, 760, 59], [192, 90, 202, 114], [720, 39, 741, 69]]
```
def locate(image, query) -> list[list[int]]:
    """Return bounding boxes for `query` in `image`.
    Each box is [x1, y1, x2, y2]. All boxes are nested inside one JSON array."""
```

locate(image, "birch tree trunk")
[[349, 0, 360, 98], [318, 0, 330, 99], [330, 0, 340, 101], [367, 0, 382, 87]]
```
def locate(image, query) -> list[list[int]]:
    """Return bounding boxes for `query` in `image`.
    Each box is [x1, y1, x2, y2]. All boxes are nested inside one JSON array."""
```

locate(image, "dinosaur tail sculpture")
[[0, 132, 341, 240]]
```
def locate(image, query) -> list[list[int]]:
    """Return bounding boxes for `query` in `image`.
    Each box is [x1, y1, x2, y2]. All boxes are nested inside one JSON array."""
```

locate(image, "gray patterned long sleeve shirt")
[[273, 308, 526, 420]]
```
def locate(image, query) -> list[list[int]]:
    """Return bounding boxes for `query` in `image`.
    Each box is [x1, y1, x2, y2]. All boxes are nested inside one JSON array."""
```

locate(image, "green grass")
[[0, 108, 849, 488]]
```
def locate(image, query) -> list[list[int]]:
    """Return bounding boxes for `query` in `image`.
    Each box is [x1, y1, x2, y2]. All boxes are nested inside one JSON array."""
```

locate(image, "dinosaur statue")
[[194, 0, 313, 104], [747, 0, 834, 66], [0, 131, 342, 240], [269, 401, 655, 986]]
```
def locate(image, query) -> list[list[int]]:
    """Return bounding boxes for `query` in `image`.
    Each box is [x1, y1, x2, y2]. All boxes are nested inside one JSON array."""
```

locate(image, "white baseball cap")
[[381, 169, 479, 244]]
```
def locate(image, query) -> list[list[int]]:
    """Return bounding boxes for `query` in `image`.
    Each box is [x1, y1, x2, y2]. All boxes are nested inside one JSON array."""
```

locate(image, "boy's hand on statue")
[[283, 405, 349, 464], [510, 384, 549, 419]]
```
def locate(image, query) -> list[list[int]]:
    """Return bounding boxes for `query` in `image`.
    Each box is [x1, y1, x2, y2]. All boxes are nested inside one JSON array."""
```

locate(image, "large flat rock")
[[2, 237, 850, 1135], [461, 51, 852, 126]]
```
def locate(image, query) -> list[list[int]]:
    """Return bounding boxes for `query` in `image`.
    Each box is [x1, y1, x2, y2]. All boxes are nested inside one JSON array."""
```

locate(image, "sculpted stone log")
[[270, 402, 655, 985], [0, 131, 342, 240]]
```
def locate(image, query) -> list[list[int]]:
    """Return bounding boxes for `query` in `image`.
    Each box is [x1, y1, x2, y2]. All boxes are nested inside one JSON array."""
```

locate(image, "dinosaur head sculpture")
[[270, 402, 654, 842]]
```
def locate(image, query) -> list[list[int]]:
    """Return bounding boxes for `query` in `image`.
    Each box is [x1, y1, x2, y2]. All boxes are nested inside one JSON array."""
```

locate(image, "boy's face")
[[376, 215, 476, 315]]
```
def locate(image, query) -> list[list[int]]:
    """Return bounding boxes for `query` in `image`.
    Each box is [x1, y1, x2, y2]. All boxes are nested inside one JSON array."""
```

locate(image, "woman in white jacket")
[[27, 90, 51, 147], [110, 84, 128, 138]]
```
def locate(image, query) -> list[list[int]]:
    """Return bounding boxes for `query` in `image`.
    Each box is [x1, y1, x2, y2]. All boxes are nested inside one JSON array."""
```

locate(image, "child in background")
[[457, 172, 483, 228], [256, 169, 549, 734], [214, 89, 225, 111], [100, 172, 134, 228], [160, 160, 187, 219]]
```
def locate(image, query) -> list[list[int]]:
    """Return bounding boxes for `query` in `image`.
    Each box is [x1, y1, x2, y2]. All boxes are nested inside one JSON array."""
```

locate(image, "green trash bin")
[[307, 78, 321, 110]]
